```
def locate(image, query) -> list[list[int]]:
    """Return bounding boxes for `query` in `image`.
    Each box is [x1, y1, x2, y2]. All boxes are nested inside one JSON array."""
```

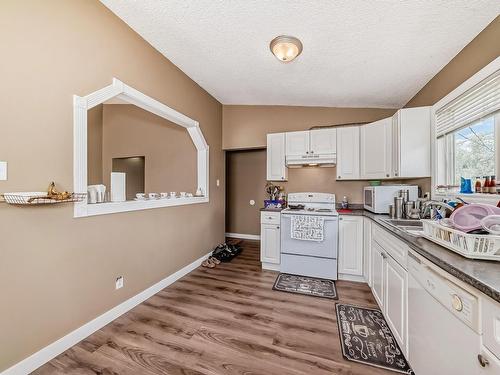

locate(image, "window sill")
[[434, 191, 500, 205], [74, 196, 209, 218]]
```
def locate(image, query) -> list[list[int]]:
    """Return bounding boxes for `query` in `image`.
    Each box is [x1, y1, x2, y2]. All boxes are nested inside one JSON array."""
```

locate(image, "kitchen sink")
[[380, 218, 424, 236]]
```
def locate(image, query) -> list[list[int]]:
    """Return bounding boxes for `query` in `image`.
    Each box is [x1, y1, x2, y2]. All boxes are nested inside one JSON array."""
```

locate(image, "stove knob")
[[452, 294, 463, 312]]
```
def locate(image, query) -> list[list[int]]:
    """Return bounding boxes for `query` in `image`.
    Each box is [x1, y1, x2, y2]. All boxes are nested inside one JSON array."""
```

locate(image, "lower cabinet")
[[363, 217, 372, 286], [370, 225, 408, 356], [260, 211, 281, 270], [384, 254, 408, 351], [338, 215, 364, 278], [371, 240, 385, 307], [261, 223, 280, 264]]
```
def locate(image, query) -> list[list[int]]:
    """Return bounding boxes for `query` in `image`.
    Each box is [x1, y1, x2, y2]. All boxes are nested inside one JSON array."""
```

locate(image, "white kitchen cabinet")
[[285, 129, 337, 158], [371, 240, 385, 308], [310, 128, 337, 155], [363, 217, 372, 286], [285, 131, 310, 157], [266, 133, 287, 181], [370, 224, 409, 355], [336, 126, 360, 180], [338, 215, 363, 277], [392, 106, 431, 178], [260, 212, 281, 270], [360, 117, 392, 179], [384, 254, 408, 353]]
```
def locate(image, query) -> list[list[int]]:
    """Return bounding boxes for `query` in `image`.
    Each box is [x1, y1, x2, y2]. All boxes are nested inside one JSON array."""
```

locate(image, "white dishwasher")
[[408, 252, 481, 375]]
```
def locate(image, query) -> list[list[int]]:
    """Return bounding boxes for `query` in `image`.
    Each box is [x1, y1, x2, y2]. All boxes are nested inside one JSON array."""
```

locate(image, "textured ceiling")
[[100, 1, 499, 108]]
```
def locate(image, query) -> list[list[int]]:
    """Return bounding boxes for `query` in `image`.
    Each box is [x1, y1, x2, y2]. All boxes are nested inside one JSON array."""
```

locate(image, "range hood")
[[286, 153, 336, 167]]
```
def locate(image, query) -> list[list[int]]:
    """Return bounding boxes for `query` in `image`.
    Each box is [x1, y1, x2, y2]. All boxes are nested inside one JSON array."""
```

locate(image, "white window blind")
[[436, 69, 500, 137]]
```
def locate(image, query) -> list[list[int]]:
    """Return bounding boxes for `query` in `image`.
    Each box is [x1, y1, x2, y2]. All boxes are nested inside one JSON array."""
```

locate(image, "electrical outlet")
[[0, 161, 7, 181], [115, 276, 124, 290], [216, 179, 220, 187]]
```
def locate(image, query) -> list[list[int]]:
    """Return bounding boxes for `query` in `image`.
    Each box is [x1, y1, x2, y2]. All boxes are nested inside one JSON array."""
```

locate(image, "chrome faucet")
[[420, 200, 454, 219]]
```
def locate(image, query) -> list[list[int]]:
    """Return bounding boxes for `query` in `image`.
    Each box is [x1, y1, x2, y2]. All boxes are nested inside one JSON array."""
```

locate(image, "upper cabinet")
[[285, 129, 337, 166], [265, 106, 430, 182], [285, 131, 310, 157], [392, 107, 431, 178], [266, 133, 287, 181], [360, 117, 392, 179], [310, 128, 337, 155], [336, 126, 360, 180]]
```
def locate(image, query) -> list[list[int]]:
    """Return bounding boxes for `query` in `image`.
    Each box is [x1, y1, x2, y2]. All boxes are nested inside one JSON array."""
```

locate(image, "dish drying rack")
[[421, 219, 500, 261], [1, 192, 87, 205]]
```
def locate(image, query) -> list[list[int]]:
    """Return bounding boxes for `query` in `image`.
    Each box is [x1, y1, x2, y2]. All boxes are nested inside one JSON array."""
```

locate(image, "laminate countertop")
[[342, 210, 500, 303]]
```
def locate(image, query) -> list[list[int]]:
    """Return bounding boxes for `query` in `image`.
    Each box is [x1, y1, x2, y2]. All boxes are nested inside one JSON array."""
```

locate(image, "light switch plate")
[[0, 161, 7, 181]]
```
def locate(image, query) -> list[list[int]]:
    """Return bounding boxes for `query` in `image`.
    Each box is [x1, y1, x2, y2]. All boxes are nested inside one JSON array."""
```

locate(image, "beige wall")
[[405, 16, 500, 107], [87, 104, 103, 185], [222, 105, 396, 150], [101, 104, 197, 194], [0, 1, 224, 371]]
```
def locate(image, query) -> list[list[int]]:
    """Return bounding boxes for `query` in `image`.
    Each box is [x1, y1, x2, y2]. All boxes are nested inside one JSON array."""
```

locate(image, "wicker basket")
[[421, 219, 500, 261]]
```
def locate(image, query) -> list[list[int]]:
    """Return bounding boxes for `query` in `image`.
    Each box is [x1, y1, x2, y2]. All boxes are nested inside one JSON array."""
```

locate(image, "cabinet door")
[[360, 118, 392, 179], [336, 126, 360, 180], [363, 217, 372, 286], [310, 128, 336, 155], [398, 107, 431, 178], [267, 133, 287, 181], [261, 223, 280, 264], [384, 254, 408, 353], [371, 240, 385, 308], [392, 111, 401, 178], [338, 216, 364, 276], [285, 131, 310, 157]]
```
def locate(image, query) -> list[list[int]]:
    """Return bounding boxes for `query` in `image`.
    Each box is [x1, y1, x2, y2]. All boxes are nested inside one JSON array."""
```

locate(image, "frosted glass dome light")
[[270, 35, 303, 62]]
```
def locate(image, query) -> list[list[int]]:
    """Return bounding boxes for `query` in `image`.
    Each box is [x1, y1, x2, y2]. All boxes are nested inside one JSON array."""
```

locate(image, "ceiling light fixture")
[[270, 35, 303, 63]]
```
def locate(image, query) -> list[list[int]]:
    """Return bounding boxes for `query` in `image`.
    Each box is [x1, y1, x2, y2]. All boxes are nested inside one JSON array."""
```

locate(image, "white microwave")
[[363, 185, 418, 213]]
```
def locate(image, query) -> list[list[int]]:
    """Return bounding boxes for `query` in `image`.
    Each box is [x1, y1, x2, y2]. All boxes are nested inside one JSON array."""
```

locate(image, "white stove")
[[281, 192, 338, 216], [280, 192, 339, 280]]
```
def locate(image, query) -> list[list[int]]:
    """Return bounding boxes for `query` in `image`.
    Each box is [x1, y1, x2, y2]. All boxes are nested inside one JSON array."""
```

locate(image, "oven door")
[[363, 187, 375, 212], [280, 214, 338, 259]]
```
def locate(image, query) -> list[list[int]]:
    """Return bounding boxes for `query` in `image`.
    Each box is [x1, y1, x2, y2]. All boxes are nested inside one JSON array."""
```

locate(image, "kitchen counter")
[[260, 207, 283, 212], [346, 209, 500, 303]]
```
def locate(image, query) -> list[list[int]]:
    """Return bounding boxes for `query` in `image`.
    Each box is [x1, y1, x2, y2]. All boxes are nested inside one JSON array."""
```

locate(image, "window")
[[453, 115, 496, 184], [434, 65, 500, 196]]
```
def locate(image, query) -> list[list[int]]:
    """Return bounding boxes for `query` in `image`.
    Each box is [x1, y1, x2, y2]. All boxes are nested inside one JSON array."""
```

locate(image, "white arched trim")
[[73, 78, 209, 218]]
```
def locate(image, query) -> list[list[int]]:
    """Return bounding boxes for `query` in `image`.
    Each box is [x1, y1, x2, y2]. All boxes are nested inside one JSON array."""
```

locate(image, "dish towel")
[[291, 215, 324, 242]]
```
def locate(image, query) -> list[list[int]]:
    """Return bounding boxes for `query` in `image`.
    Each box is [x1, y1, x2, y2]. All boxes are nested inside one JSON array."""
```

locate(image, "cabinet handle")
[[276, 226, 280, 229], [395, 172, 398, 176], [306, 151, 309, 154], [381, 252, 387, 259], [338, 176, 341, 179], [478, 354, 489, 367], [386, 174, 390, 177], [310, 150, 314, 154]]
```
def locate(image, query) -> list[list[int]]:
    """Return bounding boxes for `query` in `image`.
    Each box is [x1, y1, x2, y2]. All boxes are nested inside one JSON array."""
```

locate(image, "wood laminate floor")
[[34, 239, 395, 375]]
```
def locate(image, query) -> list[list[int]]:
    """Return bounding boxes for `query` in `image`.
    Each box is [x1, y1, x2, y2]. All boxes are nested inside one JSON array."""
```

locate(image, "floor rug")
[[272, 273, 338, 299], [335, 303, 414, 374]]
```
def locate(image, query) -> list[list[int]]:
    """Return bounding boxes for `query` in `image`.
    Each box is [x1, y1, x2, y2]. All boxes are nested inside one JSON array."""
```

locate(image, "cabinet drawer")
[[372, 223, 408, 269], [261, 211, 281, 224], [482, 296, 500, 358]]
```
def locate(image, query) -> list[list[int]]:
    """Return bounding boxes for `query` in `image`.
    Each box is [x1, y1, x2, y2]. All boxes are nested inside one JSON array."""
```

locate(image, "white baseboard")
[[262, 262, 280, 271], [338, 273, 367, 283], [225, 232, 260, 240], [1, 250, 212, 375]]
